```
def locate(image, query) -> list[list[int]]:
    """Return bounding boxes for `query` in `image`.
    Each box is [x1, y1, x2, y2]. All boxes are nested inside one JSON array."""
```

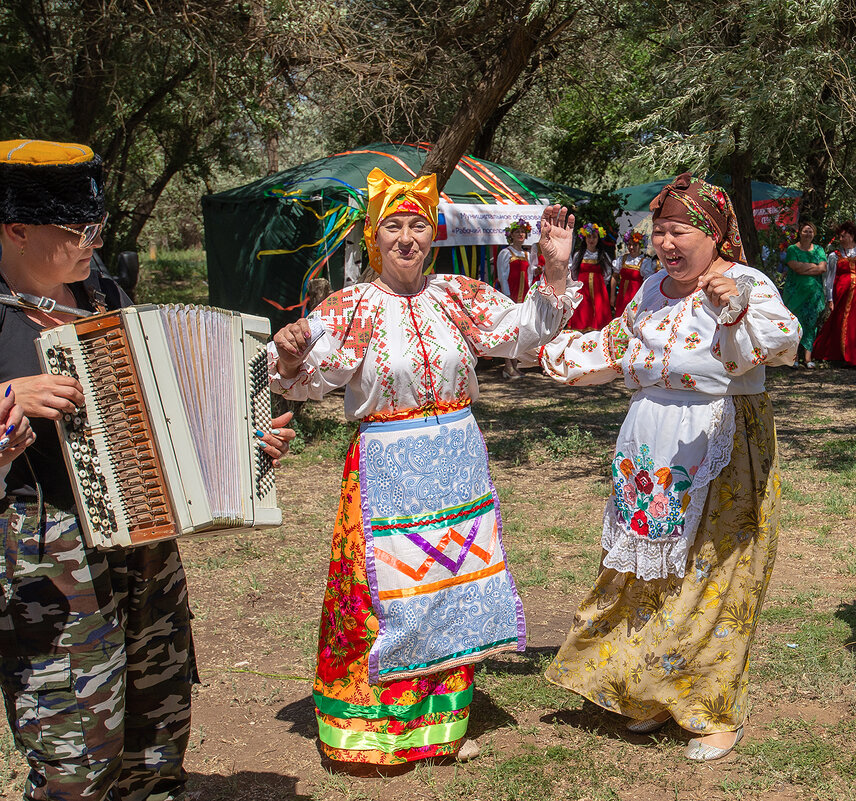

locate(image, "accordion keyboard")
[[248, 348, 275, 502], [46, 316, 177, 547]]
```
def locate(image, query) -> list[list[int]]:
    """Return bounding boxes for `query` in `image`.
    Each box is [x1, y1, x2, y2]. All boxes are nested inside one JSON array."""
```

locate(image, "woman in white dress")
[[268, 168, 581, 765]]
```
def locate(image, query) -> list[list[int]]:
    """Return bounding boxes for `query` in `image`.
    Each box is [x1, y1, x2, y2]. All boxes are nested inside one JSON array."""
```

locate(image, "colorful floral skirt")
[[314, 403, 524, 764], [545, 394, 779, 734]]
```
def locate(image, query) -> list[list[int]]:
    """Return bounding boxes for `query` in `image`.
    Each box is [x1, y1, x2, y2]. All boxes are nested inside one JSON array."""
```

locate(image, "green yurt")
[[202, 142, 588, 329]]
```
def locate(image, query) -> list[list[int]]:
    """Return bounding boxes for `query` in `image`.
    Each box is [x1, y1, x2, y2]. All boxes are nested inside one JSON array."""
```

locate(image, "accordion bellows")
[[37, 304, 282, 549]]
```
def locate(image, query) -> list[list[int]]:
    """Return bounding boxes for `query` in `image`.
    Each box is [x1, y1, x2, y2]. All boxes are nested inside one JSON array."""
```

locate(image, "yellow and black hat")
[[0, 139, 105, 225]]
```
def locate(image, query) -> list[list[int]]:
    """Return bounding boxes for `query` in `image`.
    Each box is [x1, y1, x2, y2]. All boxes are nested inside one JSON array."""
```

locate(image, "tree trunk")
[[729, 146, 760, 268], [265, 132, 280, 175], [417, 17, 552, 188], [801, 86, 836, 226]]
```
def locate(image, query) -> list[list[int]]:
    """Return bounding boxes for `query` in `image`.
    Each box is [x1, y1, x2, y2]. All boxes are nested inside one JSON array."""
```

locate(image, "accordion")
[[36, 304, 282, 550]]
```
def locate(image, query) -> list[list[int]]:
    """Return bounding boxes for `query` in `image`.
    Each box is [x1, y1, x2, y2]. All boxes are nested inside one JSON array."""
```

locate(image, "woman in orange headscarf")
[[269, 168, 581, 765]]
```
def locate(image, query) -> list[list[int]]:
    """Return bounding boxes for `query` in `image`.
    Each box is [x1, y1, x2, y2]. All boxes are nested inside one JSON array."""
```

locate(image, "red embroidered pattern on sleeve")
[[660, 299, 689, 389], [442, 276, 518, 352], [314, 286, 374, 371]]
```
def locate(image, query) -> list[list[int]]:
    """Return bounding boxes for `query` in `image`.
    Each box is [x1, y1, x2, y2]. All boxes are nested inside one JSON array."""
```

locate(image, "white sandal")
[[685, 725, 744, 761], [626, 716, 669, 734]]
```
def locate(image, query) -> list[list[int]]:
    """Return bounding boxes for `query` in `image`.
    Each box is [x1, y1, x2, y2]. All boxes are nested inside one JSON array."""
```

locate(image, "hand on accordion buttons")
[[255, 410, 297, 463], [0, 387, 36, 466], [272, 319, 312, 377], [8, 374, 85, 420]]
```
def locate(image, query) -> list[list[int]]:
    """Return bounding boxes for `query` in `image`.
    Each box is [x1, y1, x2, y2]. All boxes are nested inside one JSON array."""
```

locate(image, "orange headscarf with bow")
[[363, 168, 439, 274]]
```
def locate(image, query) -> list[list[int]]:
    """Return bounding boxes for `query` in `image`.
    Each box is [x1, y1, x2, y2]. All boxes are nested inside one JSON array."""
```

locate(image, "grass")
[[135, 248, 208, 305], [5, 365, 856, 801]]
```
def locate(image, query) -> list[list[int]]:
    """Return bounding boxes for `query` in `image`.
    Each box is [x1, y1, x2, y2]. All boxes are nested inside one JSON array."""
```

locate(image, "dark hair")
[[836, 220, 856, 239]]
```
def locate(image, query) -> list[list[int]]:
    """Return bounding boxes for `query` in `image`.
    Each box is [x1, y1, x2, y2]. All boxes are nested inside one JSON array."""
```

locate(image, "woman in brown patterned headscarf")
[[540, 174, 800, 762]]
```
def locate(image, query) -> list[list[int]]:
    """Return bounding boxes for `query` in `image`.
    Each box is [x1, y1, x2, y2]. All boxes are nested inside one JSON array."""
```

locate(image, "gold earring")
[[19, 246, 24, 256]]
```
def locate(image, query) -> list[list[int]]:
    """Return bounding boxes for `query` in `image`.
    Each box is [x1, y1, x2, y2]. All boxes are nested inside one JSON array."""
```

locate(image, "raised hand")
[[539, 205, 575, 272]]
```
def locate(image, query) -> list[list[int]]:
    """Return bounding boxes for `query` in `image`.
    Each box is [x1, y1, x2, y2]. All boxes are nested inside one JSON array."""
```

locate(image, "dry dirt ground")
[[3, 364, 856, 800]]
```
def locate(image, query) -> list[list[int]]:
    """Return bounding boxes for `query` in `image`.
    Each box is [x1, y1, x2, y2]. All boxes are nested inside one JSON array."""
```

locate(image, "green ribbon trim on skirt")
[[317, 715, 469, 752], [370, 491, 494, 535], [314, 686, 473, 721]]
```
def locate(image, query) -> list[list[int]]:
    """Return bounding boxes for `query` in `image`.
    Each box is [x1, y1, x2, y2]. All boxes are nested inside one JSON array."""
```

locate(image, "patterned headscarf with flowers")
[[649, 172, 746, 263], [504, 217, 532, 243], [363, 167, 439, 274], [578, 222, 606, 240]]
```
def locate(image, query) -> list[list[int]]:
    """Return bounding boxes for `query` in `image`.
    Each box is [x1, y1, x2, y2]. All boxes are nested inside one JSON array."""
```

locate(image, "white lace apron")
[[602, 387, 737, 580]]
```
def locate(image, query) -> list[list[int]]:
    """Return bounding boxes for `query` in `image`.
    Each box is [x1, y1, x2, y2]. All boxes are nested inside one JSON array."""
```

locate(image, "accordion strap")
[[0, 292, 93, 319]]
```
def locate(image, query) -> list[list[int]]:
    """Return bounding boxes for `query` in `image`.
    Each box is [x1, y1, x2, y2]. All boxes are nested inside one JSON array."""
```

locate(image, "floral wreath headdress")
[[504, 217, 532, 243], [578, 222, 606, 240], [623, 229, 647, 248]]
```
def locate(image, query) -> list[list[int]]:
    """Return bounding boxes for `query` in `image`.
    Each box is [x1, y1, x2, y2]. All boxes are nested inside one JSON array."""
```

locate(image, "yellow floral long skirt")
[[546, 394, 779, 733]]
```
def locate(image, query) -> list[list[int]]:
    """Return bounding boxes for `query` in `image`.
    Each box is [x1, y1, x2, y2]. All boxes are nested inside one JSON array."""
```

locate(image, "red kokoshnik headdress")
[[649, 172, 746, 263]]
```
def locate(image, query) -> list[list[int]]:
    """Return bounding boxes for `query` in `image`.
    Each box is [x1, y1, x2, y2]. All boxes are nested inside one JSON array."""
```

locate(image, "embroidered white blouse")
[[535, 263, 801, 580], [268, 274, 580, 419]]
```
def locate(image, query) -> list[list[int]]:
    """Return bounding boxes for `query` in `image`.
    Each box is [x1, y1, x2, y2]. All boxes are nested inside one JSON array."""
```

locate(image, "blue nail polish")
[[4, 385, 10, 397], [254, 429, 264, 437], [269, 428, 281, 435], [0, 437, 9, 449], [4, 424, 14, 436]]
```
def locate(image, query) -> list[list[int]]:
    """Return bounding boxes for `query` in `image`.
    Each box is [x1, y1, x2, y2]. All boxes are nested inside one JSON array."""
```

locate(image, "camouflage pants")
[[0, 501, 195, 801]]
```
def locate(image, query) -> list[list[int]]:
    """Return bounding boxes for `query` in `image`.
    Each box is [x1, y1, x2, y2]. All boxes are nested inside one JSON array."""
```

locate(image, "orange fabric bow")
[[363, 168, 439, 274]]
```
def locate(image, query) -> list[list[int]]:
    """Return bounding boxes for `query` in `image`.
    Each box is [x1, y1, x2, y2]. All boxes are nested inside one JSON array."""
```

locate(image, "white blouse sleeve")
[[640, 257, 657, 279], [825, 251, 838, 301], [538, 305, 636, 385], [527, 248, 540, 285], [440, 275, 581, 360], [267, 285, 373, 400], [496, 248, 512, 296], [712, 272, 802, 373]]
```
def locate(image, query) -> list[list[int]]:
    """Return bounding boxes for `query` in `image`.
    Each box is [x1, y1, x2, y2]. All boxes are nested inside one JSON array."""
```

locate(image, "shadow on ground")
[[187, 771, 311, 801]]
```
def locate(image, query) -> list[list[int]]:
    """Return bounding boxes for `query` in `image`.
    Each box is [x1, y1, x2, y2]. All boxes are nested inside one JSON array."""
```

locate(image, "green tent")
[[202, 142, 588, 329], [616, 176, 801, 211]]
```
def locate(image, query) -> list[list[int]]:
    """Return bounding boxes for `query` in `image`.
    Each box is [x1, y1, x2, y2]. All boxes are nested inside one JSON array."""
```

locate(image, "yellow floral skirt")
[[545, 393, 779, 734]]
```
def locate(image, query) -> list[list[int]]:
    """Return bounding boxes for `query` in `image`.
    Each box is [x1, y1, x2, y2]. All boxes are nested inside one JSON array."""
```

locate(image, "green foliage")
[[135, 251, 208, 305], [542, 425, 596, 461]]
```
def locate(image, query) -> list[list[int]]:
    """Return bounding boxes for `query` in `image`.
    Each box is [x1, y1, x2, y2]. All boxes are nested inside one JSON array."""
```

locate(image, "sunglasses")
[[51, 213, 109, 248]]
